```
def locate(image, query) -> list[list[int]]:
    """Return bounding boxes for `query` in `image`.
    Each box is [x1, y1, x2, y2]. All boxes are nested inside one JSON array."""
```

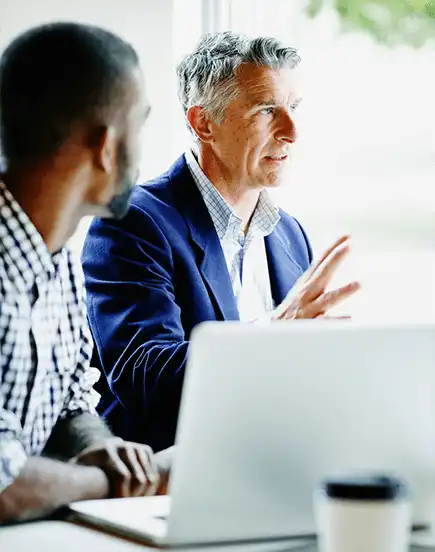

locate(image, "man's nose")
[[275, 109, 297, 143]]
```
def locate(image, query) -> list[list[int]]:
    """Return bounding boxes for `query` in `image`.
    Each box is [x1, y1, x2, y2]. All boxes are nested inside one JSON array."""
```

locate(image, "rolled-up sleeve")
[[59, 259, 100, 419], [0, 405, 27, 494], [0, 291, 27, 494]]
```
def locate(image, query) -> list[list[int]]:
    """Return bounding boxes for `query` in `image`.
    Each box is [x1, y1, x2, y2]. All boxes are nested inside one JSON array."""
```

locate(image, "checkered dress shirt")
[[185, 150, 280, 321], [0, 181, 97, 493]]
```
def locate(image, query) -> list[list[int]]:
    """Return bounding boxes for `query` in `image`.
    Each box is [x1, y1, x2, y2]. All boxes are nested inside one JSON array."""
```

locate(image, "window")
[[220, 0, 435, 321]]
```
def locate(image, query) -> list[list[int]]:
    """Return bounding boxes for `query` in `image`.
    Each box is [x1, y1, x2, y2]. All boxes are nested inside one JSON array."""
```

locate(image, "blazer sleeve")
[[81, 203, 188, 421]]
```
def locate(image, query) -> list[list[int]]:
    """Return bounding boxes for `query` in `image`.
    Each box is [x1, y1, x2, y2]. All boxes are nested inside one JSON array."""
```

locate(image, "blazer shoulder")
[[131, 154, 191, 215], [277, 209, 313, 265], [278, 209, 307, 234]]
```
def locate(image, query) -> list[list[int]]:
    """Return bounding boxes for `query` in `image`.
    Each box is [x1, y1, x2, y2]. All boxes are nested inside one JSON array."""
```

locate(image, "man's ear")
[[186, 106, 214, 143], [89, 125, 118, 173]]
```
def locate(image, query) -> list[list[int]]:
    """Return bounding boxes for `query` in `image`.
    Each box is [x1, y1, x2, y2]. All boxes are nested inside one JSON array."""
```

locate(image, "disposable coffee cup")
[[314, 475, 412, 552]]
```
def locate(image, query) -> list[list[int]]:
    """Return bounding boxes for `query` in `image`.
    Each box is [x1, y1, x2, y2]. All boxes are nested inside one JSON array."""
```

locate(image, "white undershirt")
[[185, 150, 280, 321]]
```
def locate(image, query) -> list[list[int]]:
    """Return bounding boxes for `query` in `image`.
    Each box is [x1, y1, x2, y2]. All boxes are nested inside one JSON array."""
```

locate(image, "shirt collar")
[[185, 149, 280, 241], [0, 181, 61, 290]]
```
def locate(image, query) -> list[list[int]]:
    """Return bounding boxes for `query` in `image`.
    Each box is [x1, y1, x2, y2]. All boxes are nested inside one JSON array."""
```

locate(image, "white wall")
[[0, 0, 179, 179]]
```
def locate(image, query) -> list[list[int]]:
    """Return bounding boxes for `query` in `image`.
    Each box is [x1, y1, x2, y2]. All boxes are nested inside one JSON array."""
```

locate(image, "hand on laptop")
[[72, 438, 159, 498], [271, 235, 360, 321], [154, 446, 174, 495]]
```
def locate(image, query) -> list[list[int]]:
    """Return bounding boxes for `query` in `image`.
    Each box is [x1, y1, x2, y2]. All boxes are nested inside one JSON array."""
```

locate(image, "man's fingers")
[[307, 281, 360, 317], [135, 446, 159, 496], [274, 236, 353, 320], [315, 314, 352, 320], [306, 244, 351, 300], [305, 235, 350, 280], [325, 315, 352, 320], [154, 446, 173, 495], [119, 445, 148, 497], [104, 450, 132, 498]]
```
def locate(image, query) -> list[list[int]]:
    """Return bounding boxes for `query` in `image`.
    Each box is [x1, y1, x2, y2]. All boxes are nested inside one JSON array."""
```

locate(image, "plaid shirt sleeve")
[[59, 251, 100, 420], [0, 404, 28, 493], [0, 296, 27, 493]]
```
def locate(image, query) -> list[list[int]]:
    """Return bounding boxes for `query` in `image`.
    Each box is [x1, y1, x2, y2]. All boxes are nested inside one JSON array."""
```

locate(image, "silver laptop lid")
[[168, 322, 435, 544]]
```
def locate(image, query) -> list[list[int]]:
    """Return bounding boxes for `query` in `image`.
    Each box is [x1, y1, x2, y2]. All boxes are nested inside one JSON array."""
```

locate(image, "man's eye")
[[260, 107, 274, 115]]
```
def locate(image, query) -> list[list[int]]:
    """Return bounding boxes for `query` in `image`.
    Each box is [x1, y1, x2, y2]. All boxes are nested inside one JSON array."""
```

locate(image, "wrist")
[[77, 465, 111, 500]]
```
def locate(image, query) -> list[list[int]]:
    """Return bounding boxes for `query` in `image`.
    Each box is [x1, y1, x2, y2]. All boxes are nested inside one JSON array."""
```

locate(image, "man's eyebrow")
[[250, 98, 277, 107], [249, 97, 303, 109]]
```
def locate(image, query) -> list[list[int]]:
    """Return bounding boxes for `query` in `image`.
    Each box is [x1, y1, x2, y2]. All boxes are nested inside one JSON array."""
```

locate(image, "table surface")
[[0, 521, 313, 552], [0, 520, 433, 552]]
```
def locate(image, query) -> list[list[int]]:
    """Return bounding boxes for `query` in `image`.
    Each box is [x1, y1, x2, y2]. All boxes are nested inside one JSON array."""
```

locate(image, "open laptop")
[[69, 321, 435, 547]]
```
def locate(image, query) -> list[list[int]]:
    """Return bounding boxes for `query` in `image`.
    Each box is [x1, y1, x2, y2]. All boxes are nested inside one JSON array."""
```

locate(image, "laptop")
[[69, 321, 435, 547]]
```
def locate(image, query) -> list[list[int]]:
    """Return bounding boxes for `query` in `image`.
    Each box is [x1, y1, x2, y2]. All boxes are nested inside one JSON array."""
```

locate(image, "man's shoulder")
[[58, 247, 86, 300], [274, 208, 312, 265], [276, 208, 306, 234], [132, 154, 190, 212], [86, 155, 193, 245]]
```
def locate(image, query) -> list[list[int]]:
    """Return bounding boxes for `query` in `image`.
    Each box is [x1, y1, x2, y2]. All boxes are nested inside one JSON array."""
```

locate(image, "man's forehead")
[[235, 64, 302, 102], [124, 83, 150, 130], [130, 72, 151, 121], [128, 67, 146, 102]]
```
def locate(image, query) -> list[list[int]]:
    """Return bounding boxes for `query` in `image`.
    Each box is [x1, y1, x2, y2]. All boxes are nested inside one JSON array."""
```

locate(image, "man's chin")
[[83, 203, 112, 219], [83, 201, 128, 220], [261, 163, 291, 187], [263, 172, 288, 189]]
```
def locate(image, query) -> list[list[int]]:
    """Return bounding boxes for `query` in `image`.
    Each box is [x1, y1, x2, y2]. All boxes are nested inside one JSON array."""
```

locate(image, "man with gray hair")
[[82, 32, 360, 451]]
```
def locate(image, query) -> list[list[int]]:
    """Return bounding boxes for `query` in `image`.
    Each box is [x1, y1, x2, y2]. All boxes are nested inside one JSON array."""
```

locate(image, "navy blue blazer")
[[82, 155, 313, 452]]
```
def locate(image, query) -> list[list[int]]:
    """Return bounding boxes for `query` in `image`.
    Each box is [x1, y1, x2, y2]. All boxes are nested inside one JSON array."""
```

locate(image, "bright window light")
[[218, 0, 435, 322]]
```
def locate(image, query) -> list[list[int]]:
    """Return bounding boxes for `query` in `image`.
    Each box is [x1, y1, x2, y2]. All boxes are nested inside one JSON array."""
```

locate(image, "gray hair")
[[176, 31, 301, 127]]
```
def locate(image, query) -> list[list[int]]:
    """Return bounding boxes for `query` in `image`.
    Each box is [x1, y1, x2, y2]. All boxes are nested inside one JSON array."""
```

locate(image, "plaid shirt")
[[185, 150, 280, 320], [0, 181, 97, 493]]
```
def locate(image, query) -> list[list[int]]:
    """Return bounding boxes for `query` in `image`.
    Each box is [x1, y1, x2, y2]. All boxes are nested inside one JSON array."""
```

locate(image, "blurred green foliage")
[[307, 0, 435, 46]]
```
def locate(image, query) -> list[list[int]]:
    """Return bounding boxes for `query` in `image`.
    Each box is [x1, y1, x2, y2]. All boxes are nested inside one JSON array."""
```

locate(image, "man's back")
[[0, 181, 95, 487]]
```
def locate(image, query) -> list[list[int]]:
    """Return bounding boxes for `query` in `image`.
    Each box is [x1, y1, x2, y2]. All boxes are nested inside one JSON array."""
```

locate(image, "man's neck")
[[3, 167, 84, 254], [194, 149, 261, 233]]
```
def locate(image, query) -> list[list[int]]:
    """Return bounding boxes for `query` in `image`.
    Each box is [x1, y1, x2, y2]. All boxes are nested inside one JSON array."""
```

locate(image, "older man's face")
[[210, 63, 301, 189]]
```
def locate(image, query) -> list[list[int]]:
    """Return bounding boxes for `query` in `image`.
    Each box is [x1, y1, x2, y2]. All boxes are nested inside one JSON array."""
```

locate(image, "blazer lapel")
[[171, 156, 239, 321], [265, 225, 305, 307], [197, 236, 240, 321]]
